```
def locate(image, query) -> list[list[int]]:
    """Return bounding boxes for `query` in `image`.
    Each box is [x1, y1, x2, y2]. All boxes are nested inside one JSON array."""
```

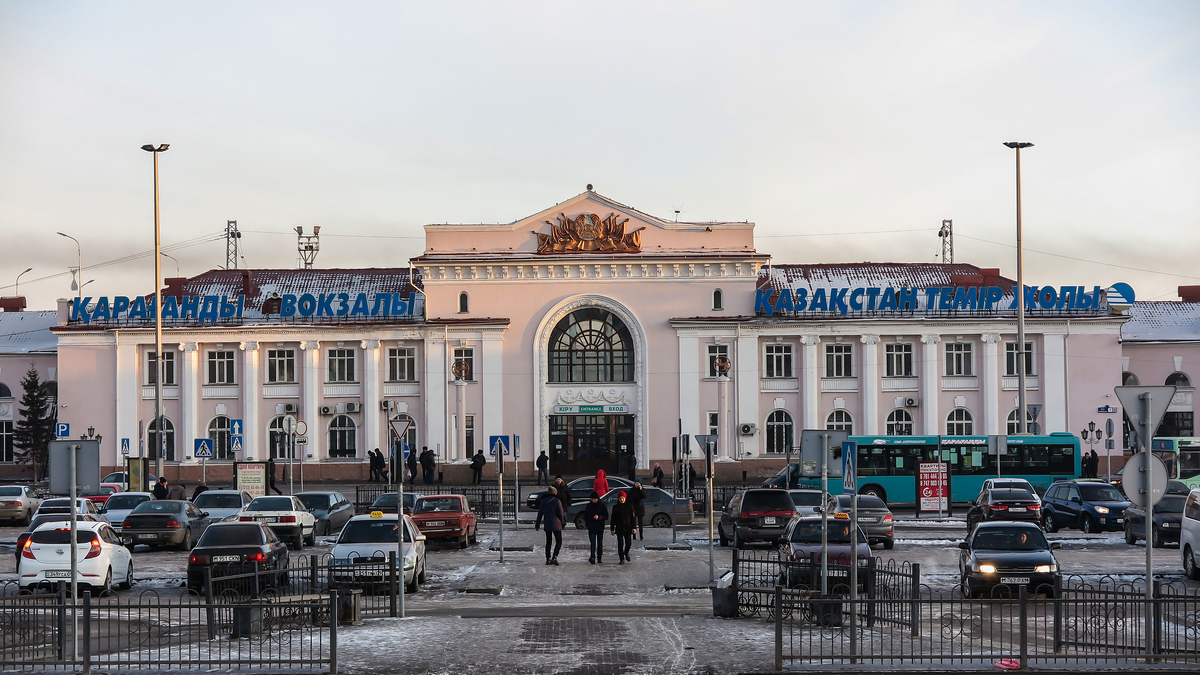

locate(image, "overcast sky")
[[2, 1, 1197, 311]]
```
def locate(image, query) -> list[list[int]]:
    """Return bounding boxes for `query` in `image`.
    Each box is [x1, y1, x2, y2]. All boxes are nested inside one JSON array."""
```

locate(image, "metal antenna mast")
[[938, 219, 954, 263], [225, 220, 241, 269], [296, 226, 321, 269]]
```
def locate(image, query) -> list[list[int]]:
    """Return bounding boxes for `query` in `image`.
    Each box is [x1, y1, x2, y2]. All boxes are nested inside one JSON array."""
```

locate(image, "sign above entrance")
[[537, 212, 645, 254], [553, 405, 629, 414]]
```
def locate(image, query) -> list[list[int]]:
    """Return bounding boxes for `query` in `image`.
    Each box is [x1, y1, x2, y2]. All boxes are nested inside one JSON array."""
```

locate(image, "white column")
[[678, 334, 701, 441], [424, 338, 447, 457], [717, 375, 731, 458], [179, 342, 200, 462], [860, 335, 880, 435], [736, 334, 759, 457], [115, 340, 137, 466], [920, 334, 941, 435], [800, 335, 821, 430], [240, 342, 260, 460], [981, 334, 1002, 436], [481, 336, 504, 457], [361, 340, 381, 458], [454, 379, 467, 460], [300, 341, 322, 460], [1043, 333, 1067, 433]]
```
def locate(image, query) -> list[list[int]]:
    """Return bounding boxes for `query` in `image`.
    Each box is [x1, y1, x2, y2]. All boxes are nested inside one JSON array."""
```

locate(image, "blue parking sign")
[[56, 422, 70, 438]]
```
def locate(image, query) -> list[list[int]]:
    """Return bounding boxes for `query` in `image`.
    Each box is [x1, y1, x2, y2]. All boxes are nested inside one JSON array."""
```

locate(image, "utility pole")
[[296, 226, 321, 269], [938, 219, 953, 263], [225, 220, 241, 269], [1004, 142, 1034, 434]]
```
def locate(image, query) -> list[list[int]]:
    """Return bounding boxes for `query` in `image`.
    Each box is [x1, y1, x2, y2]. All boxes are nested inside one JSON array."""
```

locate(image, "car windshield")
[[338, 519, 413, 543], [790, 521, 866, 544], [41, 499, 79, 509], [131, 501, 183, 514], [198, 524, 265, 546], [994, 480, 1032, 491], [742, 491, 795, 512], [371, 493, 416, 507], [194, 493, 244, 509], [991, 489, 1036, 501], [972, 527, 1049, 551], [247, 497, 295, 512], [31, 529, 98, 544], [105, 494, 150, 510], [298, 495, 332, 511], [0, 487, 23, 496], [1079, 485, 1124, 502], [1155, 495, 1186, 514], [790, 492, 824, 507], [836, 495, 887, 509], [415, 498, 461, 513]]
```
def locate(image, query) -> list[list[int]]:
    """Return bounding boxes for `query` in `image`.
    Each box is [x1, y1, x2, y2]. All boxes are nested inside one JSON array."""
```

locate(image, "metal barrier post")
[[389, 551, 398, 617], [252, 562, 260, 597], [56, 582, 66, 660], [1018, 585, 1027, 669], [910, 563, 920, 637], [311, 555, 319, 593], [329, 590, 339, 675], [774, 585, 783, 672], [81, 591, 91, 675], [1152, 579, 1162, 659], [1053, 576, 1062, 653], [865, 557, 877, 628], [204, 567, 216, 640]]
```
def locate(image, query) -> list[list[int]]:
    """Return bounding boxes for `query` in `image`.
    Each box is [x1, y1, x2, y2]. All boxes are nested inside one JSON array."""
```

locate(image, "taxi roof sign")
[[833, 512, 850, 520], [370, 511, 384, 518]]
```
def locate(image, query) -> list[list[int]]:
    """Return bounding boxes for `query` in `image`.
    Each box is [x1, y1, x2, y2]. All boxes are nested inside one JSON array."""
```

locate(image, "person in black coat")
[[551, 476, 572, 513], [583, 491, 609, 564], [368, 448, 381, 482], [610, 491, 637, 564], [407, 449, 419, 484], [470, 450, 486, 484], [536, 451, 549, 486], [419, 448, 437, 484], [629, 481, 647, 540], [152, 477, 169, 500], [534, 487, 565, 565], [651, 463, 665, 489]]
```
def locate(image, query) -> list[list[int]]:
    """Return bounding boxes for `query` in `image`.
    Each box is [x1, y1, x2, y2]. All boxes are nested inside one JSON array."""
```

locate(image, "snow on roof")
[[758, 262, 1015, 292], [1121, 302, 1200, 342], [0, 310, 59, 354]]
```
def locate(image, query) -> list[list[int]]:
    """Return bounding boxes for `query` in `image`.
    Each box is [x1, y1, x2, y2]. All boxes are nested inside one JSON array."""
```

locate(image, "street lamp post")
[[142, 144, 169, 478], [1004, 142, 1033, 434], [57, 232, 82, 301], [14, 267, 32, 296], [161, 252, 180, 278]]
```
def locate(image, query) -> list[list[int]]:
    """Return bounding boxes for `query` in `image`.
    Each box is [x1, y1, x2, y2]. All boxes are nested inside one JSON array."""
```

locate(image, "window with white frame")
[[946, 408, 974, 435], [886, 409, 913, 436], [146, 351, 176, 386], [1006, 408, 1036, 435], [268, 415, 294, 459], [764, 344, 793, 378], [1005, 342, 1034, 376], [707, 344, 729, 378], [765, 410, 793, 454], [206, 351, 235, 385], [944, 342, 973, 376], [327, 349, 356, 383], [388, 347, 416, 382], [826, 410, 853, 433], [147, 417, 175, 462], [707, 412, 719, 436], [464, 415, 476, 455], [207, 416, 232, 460], [328, 415, 357, 458], [0, 421, 13, 462], [712, 289, 723, 311], [267, 349, 295, 383], [825, 343, 853, 378], [452, 348, 474, 381], [885, 343, 913, 378]]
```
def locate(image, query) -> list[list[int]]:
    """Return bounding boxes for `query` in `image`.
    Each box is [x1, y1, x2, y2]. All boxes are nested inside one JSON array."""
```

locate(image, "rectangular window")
[[825, 344, 853, 378], [1005, 342, 1034, 376], [764, 344, 793, 378], [147, 351, 176, 386], [707, 412, 719, 437], [707, 344, 729, 378], [464, 415, 476, 456], [206, 351, 235, 385], [388, 347, 416, 382], [0, 420, 13, 462], [885, 343, 913, 377], [452, 348, 474, 381], [267, 349, 295, 383], [327, 349, 356, 383], [945, 342, 974, 376]]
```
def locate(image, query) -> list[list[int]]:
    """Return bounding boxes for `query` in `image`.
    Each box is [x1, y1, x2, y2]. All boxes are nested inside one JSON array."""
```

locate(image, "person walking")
[[593, 469, 610, 499], [535, 451, 549, 486], [470, 450, 486, 484], [552, 476, 572, 514], [610, 491, 637, 564], [267, 457, 283, 495], [583, 491, 608, 564], [368, 448, 381, 482], [407, 448, 420, 484], [167, 481, 186, 500], [629, 480, 647, 540], [420, 447, 437, 484], [1089, 449, 1100, 478], [152, 477, 169, 500], [534, 486, 565, 565], [651, 463, 665, 489], [192, 484, 209, 500]]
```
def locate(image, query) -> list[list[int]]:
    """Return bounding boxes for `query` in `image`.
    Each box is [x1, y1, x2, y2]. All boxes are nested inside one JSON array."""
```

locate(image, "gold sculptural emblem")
[[537, 212, 645, 253]]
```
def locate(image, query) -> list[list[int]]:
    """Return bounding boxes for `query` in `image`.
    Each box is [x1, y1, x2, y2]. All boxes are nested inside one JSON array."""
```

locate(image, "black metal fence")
[[354, 484, 518, 520]]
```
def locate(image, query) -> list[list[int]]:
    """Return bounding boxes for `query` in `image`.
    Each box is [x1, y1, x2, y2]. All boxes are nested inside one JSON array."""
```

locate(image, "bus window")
[[859, 446, 889, 476], [1180, 450, 1200, 480]]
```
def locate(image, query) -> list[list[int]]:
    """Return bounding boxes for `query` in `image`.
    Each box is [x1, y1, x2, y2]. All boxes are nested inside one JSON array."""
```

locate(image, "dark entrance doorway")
[[548, 414, 635, 477]]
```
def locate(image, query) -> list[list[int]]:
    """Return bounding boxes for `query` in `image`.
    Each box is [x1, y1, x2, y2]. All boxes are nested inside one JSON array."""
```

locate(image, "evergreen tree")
[[13, 365, 54, 481]]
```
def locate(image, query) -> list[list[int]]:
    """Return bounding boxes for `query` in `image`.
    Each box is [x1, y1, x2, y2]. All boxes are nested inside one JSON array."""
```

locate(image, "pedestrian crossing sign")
[[194, 438, 214, 459], [121, 438, 131, 456], [231, 436, 244, 452]]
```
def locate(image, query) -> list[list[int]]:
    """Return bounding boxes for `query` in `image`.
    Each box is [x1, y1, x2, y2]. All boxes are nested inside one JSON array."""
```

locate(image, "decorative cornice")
[[553, 387, 630, 406], [860, 335, 881, 345], [361, 339, 381, 350], [800, 335, 821, 346], [981, 333, 1002, 344], [178, 342, 198, 352], [416, 259, 762, 283], [921, 334, 942, 344], [300, 341, 320, 350], [239, 341, 259, 351]]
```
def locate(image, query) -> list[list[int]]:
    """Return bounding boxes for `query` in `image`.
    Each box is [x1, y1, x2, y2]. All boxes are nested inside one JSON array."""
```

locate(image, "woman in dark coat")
[[629, 481, 647, 540], [583, 491, 609, 564], [534, 486, 565, 565], [610, 491, 637, 564]]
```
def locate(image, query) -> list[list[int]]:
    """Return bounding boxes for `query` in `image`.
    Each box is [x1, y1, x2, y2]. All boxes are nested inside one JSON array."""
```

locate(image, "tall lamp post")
[[1004, 142, 1033, 434], [14, 267, 32, 296], [57, 232, 82, 301], [142, 143, 170, 478]]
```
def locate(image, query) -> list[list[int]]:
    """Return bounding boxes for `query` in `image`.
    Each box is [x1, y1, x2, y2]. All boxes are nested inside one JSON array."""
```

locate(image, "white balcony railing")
[[761, 378, 799, 392], [141, 385, 179, 400], [820, 378, 859, 392], [881, 378, 919, 392], [383, 382, 421, 397], [263, 383, 300, 398], [942, 376, 979, 391], [1001, 376, 1039, 391], [324, 383, 362, 398], [201, 385, 239, 399]]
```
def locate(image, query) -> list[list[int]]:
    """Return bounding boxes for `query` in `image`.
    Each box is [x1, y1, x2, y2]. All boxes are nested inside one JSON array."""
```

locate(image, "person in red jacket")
[[593, 469, 610, 499]]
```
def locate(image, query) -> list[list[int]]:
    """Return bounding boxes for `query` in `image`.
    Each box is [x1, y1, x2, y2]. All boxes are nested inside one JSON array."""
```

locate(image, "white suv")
[[238, 495, 317, 549], [1182, 488, 1200, 580], [19, 521, 134, 594]]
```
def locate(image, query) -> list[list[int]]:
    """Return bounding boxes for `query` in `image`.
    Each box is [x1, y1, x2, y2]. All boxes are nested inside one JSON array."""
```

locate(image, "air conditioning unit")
[[283, 403, 298, 414], [380, 400, 393, 412], [345, 402, 362, 413], [904, 397, 920, 408], [740, 423, 757, 436], [319, 405, 334, 416]]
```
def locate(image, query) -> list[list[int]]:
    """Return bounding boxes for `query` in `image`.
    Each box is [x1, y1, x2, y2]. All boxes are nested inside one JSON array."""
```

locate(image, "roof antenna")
[[938, 219, 954, 263], [225, 220, 242, 270], [296, 226, 321, 269]]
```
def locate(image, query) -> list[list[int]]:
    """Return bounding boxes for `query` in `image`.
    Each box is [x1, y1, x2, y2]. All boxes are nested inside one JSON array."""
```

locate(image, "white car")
[[19, 521, 134, 594], [238, 495, 318, 549], [99, 492, 155, 534], [330, 512, 426, 593], [193, 490, 254, 522], [978, 478, 1042, 506], [0, 485, 43, 524], [37, 498, 109, 524]]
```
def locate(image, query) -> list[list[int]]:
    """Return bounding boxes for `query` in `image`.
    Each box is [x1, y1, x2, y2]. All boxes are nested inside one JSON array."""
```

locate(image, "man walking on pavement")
[[535, 451, 549, 486], [651, 462, 664, 489], [408, 448, 420, 484], [629, 480, 647, 540], [470, 450, 486, 484], [611, 491, 637, 564], [267, 457, 283, 495], [534, 486, 565, 565], [152, 477, 169, 500], [584, 491, 608, 564], [420, 446, 437, 484]]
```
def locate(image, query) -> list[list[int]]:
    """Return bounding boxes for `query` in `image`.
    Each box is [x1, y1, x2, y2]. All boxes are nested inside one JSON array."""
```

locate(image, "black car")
[[525, 476, 636, 509], [958, 522, 1062, 599], [296, 492, 355, 536], [187, 522, 290, 593], [121, 500, 212, 550], [1124, 493, 1186, 548], [370, 492, 418, 514], [966, 488, 1042, 532], [718, 489, 797, 549]]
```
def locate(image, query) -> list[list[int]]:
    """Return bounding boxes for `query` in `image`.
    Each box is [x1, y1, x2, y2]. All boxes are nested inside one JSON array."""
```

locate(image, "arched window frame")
[[826, 410, 854, 433], [267, 415, 294, 459], [1122, 371, 1140, 386], [147, 417, 176, 462], [712, 289, 724, 311], [945, 408, 974, 436], [0, 420, 14, 463], [1006, 408, 1037, 435], [207, 416, 232, 460], [0, 382, 11, 398], [458, 292, 469, 314], [886, 409, 913, 436], [765, 410, 793, 454], [1166, 372, 1192, 388], [328, 415, 357, 458], [388, 414, 418, 458], [548, 308, 635, 383]]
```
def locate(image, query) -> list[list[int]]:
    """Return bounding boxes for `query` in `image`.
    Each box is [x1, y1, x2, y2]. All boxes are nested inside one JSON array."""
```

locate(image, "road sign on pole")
[[1114, 386, 1176, 444], [841, 441, 858, 495], [230, 419, 243, 437], [1123, 451, 1168, 508], [295, 420, 308, 436], [488, 435, 511, 457], [281, 415, 297, 435], [194, 438, 214, 459], [121, 438, 131, 456], [56, 423, 70, 438], [230, 435, 244, 453]]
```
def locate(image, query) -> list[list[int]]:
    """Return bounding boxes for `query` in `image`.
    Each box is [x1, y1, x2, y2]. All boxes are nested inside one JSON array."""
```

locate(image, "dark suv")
[[1041, 480, 1129, 533], [718, 489, 797, 548]]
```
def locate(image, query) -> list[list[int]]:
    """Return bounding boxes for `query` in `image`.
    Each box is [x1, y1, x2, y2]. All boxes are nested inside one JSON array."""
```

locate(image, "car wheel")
[[405, 568, 419, 593], [177, 530, 192, 551], [1152, 529, 1163, 548], [718, 525, 729, 547], [292, 534, 304, 550], [733, 530, 745, 550], [469, 527, 478, 545], [418, 561, 427, 584], [96, 568, 113, 597], [1042, 512, 1058, 533], [883, 538, 894, 550], [1082, 515, 1095, 534], [304, 528, 316, 547], [574, 513, 586, 530], [862, 485, 886, 502], [460, 533, 469, 549], [19, 509, 31, 527], [651, 513, 671, 528], [120, 561, 134, 590], [1124, 524, 1137, 545], [1184, 546, 1200, 581]]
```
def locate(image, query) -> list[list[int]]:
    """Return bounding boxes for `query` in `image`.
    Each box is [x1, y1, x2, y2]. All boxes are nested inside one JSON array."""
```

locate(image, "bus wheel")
[[861, 485, 886, 502]]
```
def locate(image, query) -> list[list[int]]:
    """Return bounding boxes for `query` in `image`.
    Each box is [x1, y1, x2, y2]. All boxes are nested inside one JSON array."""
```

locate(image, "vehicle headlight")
[[978, 564, 997, 574], [403, 552, 417, 569], [1035, 565, 1053, 574], [1094, 506, 1110, 514]]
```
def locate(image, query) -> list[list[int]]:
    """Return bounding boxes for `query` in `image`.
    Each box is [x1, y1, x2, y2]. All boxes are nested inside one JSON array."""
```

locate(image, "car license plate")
[[354, 569, 380, 576], [426, 521, 446, 527], [763, 517, 776, 525], [45, 570, 72, 579], [1010, 507, 1026, 512], [258, 517, 278, 523], [1001, 577, 1030, 585], [137, 533, 158, 539], [1115, 518, 1123, 523], [213, 555, 240, 563], [858, 517, 873, 523]]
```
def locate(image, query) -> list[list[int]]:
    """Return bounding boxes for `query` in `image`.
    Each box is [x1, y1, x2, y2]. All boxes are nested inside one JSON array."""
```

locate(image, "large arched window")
[[886, 409, 913, 436], [458, 292, 469, 313], [1007, 408, 1037, 435], [765, 410, 793, 454], [268, 415, 294, 459], [946, 409, 974, 436], [0, 382, 10, 398], [147, 417, 176, 462], [712, 289, 723, 311], [207, 416, 232, 460], [826, 410, 854, 433], [388, 414, 418, 458], [548, 308, 634, 383], [329, 415, 357, 458], [1122, 372, 1140, 386], [1166, 372, 1192, 388]]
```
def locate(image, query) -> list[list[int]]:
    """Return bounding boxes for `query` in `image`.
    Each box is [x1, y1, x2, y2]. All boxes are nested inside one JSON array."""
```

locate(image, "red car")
[[83, 483, 124, 506], [409, 495, 478, 548]]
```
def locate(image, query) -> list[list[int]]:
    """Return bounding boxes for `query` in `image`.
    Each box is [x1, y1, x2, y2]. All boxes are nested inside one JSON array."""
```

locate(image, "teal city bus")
[[1151, 437, 1200, 489]]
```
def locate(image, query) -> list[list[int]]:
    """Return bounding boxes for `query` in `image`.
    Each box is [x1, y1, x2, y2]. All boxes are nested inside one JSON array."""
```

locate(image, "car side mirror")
[[1070, 496, 1081, 503], [1050, 542, 1062, 550], [201, 512, 209, 518], [967, 499, 975, 506], [416, 534, 427, 542], [958, 541, 969, 549]]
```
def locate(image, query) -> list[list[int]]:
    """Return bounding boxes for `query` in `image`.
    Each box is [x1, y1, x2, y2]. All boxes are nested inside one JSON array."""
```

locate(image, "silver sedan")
[[0, 485, 43, 525]]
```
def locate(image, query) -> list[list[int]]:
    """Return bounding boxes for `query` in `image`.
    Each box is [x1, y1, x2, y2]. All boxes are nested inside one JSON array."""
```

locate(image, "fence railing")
[[354, 484, 518, 520]]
